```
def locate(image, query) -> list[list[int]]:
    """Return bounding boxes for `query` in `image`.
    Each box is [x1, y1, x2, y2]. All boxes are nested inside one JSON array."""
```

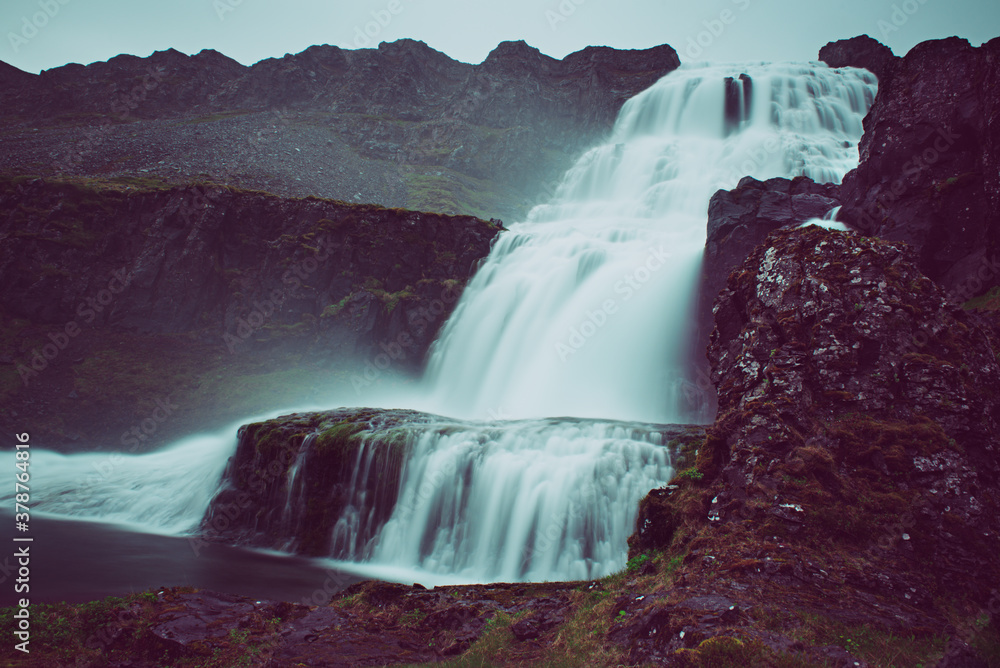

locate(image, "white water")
[[11, 431, 235, 535], [418, 62, 875, 424], [5, 62, 877, 585], [368, 419, 670, 582], [1, 410, 297, 535]]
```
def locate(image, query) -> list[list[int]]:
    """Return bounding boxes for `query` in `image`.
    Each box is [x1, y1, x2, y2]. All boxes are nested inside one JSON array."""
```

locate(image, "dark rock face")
[[710, 227, 1000, 456], [0, 40, 679, 220], [631, 226, 1000, 662], [818, 35, 898, 82], [692, 176, 841, 416], [702, 175, 840, 327], [0, 177, 499, 367], [709, 226, 1000, 581], [839, 37, 1000, 295], [199, 408, 423, 557]]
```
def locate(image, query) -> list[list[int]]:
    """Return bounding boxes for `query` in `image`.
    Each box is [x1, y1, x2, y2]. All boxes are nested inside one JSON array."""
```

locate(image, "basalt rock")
[[631, 225, 1000, 663], [818, 35, 898, 82], [839, 37, 1000, 295], [200, 409, 424, 557], [693, 176, 841, 416], [0, 176, 499, 448], [706, 226, 1000, 595]]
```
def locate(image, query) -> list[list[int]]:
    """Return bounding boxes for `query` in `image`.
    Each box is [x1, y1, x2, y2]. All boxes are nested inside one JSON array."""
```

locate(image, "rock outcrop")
[[0, 176, 500, 447], [839, 37, 1000, 295], [692, 176, 841, 416], [199, 408, 420, 557], [630, 224, 1000, 664], [0, 176, 498, 360], [0, 40, 680, 220], [818, 35, 898, 82]]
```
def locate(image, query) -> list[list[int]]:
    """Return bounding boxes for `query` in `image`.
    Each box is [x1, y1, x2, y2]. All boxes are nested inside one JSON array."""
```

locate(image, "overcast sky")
[[2, 0, 998, 74]]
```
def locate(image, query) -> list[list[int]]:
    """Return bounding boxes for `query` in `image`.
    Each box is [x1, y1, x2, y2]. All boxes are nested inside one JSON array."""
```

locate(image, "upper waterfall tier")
[[418, 63, 877, 424]]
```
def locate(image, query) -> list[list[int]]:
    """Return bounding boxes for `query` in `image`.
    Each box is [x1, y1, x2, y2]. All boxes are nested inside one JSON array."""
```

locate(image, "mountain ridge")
[[0, 39, 680, 221]]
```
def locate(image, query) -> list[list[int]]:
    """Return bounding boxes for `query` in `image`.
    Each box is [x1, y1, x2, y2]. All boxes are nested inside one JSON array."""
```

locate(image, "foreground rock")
[[632, 225, 1000, 665], [839, 36, 1000, 294], [199, 408, 424, 556], [0, 582, 581, 667], [5, 233, 999, 668]]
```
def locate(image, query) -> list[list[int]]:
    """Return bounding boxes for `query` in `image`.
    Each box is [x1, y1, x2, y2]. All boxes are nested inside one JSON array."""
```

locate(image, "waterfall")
[[4, 431, 237, 535], [420, 62, 876, 424], [369, 419, 672, 582], [8, 61, 878, 587]]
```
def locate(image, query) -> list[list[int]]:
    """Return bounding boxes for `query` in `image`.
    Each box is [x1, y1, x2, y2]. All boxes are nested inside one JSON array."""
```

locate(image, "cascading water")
[[419, 62, 876, 424], [5, 62, 878, 588], [10, 431, 237, 535], [352, 419, 674, 582]]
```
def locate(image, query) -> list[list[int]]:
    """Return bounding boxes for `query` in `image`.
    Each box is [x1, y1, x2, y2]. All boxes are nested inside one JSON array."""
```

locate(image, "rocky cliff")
[[0, 40, 679, 221], [0, 175, 500, 447], [631, 225, 1000, 665], [838, 37, 1000, 295], [692, 176, 842, 415]]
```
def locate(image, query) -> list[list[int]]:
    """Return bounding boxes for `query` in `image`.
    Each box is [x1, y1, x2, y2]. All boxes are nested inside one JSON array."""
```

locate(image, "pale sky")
[[1, 0, 998, 74]]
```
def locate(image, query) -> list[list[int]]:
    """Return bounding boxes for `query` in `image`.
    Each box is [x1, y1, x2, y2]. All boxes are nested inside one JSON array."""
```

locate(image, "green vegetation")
[[670, 636, 814, 667], [404, 168, 512, 220], [750, 608, 949, 668], [314, 419, 368, 454], [625, 553, 650, 573], [322, 294, 352, 318], [676, 467, 704, 482], [964, 286, 1000, 311]]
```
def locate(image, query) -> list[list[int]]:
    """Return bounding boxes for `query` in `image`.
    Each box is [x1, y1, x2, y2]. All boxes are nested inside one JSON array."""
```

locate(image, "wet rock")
[[146, 590, 258, 657], [839, 37, 1000, 295], [509, 597, 568, 641], [819, 35, 898, 82], [695, 175, 841, 418], [632, 223, 1000, 664]]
